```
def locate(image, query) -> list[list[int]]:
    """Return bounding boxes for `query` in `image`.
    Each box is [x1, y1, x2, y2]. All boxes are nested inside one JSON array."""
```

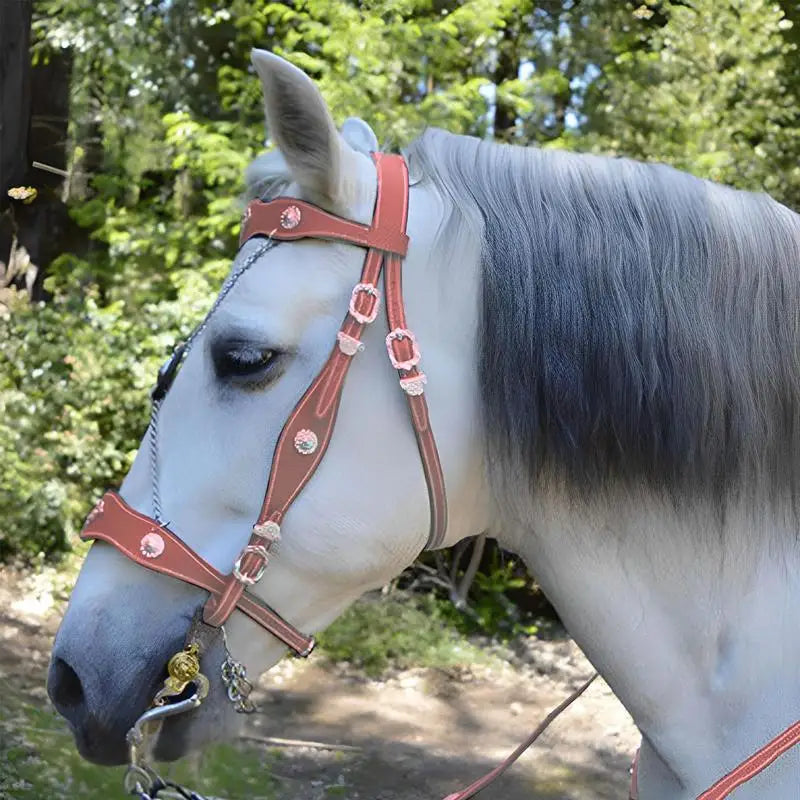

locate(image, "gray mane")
[[405, 128, 800, 508]]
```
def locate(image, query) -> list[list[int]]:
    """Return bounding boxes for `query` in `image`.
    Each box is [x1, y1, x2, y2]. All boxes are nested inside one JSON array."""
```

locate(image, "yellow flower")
[[7, 186, 38, 204]]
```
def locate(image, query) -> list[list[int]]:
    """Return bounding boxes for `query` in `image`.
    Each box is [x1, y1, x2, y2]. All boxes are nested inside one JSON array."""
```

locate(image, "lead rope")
[[441, 672, 598, 800]]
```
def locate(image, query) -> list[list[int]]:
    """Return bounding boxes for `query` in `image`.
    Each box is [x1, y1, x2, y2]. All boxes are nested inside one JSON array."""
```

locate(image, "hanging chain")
[[148, 399, 164, 522], [147, 238, 277, 521], [220, 625, 256, 714]]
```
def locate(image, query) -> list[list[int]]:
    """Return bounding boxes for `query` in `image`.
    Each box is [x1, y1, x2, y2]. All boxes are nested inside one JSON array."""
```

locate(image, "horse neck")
[[502, 484, 800, 799]]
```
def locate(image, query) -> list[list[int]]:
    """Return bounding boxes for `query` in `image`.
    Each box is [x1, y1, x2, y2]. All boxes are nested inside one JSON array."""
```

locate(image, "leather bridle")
[[78, 150, 800, 800], [80, 152, 446, 658]]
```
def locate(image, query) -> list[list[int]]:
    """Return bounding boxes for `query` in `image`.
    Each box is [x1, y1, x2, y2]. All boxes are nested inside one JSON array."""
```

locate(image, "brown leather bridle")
[[78, 150, 800, 800], [80, 152, 446, 657]]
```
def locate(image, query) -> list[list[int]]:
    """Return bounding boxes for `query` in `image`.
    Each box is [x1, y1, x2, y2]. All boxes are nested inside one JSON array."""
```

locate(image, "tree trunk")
[[0, 0, 32, 204], [0, 3, 81, 302], [0, 0, 33, 298]]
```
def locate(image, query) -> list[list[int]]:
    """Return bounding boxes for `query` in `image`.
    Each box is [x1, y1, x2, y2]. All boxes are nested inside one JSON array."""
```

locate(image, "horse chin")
[[70, 722, 130, 766]]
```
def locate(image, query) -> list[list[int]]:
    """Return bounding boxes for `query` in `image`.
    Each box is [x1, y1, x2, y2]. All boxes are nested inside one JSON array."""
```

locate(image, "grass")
[[317, 591, 495, 677], [0, 693, 279, 800]]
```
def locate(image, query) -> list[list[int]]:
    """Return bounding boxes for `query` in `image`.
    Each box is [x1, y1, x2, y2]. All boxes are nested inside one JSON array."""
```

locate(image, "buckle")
[[386, 328, 421, 371], [151, 343, 186, 402], [349, 283, 381, 324], [233, 544, 269, 586]]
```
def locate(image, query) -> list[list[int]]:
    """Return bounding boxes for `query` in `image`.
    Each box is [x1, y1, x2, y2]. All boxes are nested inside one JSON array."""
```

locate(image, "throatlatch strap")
[[383, 250, 448, 550]]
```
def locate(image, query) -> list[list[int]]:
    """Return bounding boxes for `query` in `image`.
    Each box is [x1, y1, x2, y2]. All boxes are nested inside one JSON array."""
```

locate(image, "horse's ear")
[[251, 49, 343, 206]]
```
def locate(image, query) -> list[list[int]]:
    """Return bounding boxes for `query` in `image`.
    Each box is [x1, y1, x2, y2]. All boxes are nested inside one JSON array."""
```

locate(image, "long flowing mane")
[[405, 129, 800, 513]]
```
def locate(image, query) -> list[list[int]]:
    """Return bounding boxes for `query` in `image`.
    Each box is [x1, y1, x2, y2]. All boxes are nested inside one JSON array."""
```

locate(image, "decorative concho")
[[400, 373, 427, 396], [140, 530, 165, 559], [280, 204, 302, 229], [84, 498, 105, 528], [337, 331, 365, 357], [293, 428, 318, 455], [167, 644, 201, 684], [252, 520, 281, 543], [241, 205, 252, 226]]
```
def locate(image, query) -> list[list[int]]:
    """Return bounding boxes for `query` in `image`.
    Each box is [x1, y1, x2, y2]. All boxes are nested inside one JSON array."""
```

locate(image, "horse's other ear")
[[340, 117, 378, 155], [251, 49, 343, 206]]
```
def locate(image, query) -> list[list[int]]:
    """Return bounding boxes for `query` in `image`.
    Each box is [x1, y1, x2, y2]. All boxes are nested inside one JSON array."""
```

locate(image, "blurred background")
[[1, 2, 799, 798]]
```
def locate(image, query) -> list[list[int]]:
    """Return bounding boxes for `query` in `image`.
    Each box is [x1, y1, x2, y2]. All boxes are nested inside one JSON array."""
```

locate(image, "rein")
[[77, 151, 800, 799]]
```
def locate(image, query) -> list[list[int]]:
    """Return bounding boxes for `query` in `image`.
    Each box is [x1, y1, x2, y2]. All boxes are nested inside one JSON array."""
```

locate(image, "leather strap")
[[629, 747, 639, 799], [441, 673, 597, 800], [205, 153, 449, 628], [203, 246, 384, 626], [695, 720, 800, 799], [79, 152, 447, 660], [627, 718, 800, 800], [79, 492, 315, 656], [383, 252, 448, 549], [239, 171, 410, 256]]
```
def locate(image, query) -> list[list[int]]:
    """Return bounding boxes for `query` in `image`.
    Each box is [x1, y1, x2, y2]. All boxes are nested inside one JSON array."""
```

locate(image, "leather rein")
[[78, 152, 800, 799]]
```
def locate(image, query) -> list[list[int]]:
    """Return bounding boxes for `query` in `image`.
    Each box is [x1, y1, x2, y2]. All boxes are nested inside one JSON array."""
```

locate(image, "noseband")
[[80, 152, 447, 657]]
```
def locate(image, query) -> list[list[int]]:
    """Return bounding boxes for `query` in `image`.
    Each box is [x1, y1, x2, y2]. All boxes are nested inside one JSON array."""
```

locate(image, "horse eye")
[[212, 341, 280, 382]]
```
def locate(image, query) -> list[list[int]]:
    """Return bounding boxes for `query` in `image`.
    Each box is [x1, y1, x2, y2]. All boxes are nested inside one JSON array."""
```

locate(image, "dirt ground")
[[0, 566, 640, 800]]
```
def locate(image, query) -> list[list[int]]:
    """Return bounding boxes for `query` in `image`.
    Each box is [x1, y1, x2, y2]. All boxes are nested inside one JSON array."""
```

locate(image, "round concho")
[[293, 428, 318, 455], [140, 531, 165, 559], [280, 205, 302, 229]]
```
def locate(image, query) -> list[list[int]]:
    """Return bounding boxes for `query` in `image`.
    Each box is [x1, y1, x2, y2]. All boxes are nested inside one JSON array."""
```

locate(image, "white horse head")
[[49, 51, 800, 799], [47, 50, 491, 765]]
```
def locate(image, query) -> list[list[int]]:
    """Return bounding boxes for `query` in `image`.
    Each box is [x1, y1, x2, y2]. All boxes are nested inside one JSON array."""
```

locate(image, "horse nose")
[[46, 650, 131, 765]]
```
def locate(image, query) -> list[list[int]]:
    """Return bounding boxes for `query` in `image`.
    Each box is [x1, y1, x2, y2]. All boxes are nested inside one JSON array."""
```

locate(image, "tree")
[[581, 0, 800, 209]]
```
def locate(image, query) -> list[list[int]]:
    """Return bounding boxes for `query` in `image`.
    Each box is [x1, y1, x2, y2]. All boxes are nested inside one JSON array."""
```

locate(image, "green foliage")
[[468, 553, 541, 637], [581, 0, 800, 206], [0, 288, 206, 560], [5, 0, 800, 575], [318, 592, 492, 677]]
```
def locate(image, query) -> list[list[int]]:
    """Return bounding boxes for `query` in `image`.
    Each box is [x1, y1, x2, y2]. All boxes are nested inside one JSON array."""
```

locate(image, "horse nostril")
[[48, 656, 86, 712]]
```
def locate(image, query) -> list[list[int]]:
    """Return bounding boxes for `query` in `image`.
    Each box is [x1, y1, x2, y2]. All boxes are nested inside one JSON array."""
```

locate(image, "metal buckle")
[[151, 342, 186, 402], [386, 328, 421, 371], [232, 544, 269, 585], [349, 283, 381, 324]]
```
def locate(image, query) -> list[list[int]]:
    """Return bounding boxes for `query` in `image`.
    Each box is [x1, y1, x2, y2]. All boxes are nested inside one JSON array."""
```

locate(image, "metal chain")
[[128, 772, 210, 800], [220, 625, 256, 713], [147, 238, 277, 522], [148, 399, 163, 521]]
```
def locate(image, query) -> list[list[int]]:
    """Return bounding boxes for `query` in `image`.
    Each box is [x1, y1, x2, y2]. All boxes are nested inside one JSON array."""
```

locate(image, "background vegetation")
[[2, 0, 800, 620]]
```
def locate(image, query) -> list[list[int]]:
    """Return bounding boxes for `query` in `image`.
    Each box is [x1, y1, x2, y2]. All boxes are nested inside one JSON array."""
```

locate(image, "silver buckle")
[[386, 328, 421, 370], [349, 283, 381, 324], [233, 544, 269, 585]]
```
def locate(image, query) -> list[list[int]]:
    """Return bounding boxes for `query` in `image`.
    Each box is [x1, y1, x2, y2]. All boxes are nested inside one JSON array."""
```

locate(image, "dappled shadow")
[[249, 668, 635, 800]]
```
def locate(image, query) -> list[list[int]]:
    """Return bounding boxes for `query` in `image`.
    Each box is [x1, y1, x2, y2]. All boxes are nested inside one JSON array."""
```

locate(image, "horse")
[[47, 50, 800, 799]]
